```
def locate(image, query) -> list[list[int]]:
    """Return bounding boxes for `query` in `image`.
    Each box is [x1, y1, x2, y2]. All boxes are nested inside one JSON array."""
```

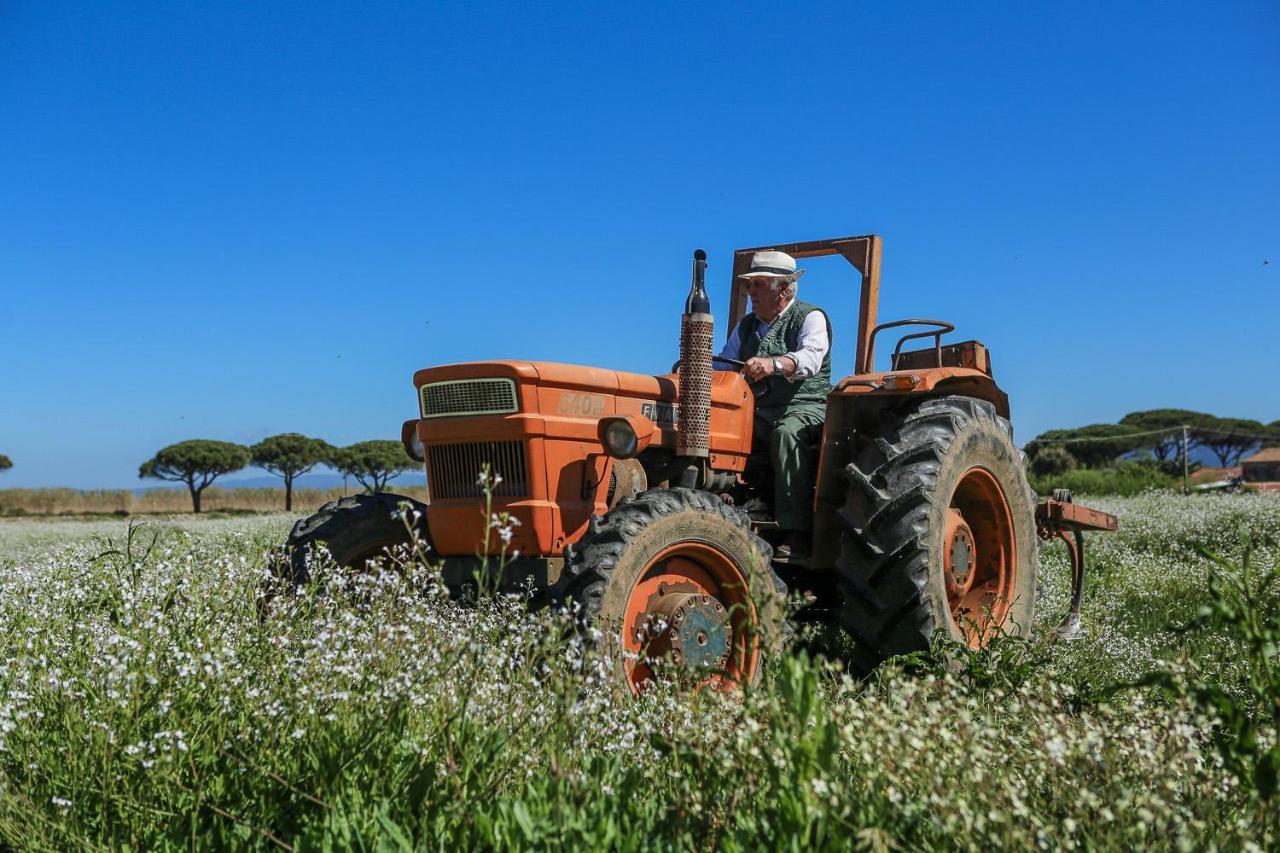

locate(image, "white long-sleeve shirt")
[[715, 300, 830, 382]]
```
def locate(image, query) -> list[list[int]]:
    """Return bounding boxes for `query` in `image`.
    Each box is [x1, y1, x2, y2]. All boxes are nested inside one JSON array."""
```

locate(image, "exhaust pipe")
[[676, 249, 712, 486]]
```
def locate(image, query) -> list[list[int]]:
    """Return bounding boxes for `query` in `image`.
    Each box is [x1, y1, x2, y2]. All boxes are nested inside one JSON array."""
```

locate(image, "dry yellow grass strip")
[[0, 486, 431, 516]]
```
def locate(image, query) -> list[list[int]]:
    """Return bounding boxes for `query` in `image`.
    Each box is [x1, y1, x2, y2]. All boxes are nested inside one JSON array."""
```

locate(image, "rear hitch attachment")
[[1035, 489, 1118, 641]]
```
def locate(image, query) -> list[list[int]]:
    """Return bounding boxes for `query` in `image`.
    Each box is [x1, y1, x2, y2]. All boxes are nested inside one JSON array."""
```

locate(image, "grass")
[[0, 492, 1277, 849]]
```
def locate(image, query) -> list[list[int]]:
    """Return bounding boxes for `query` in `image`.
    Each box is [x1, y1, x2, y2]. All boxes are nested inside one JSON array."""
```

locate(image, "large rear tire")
[[836, 396, 1037, 675], [559, 488, 786, 694], [280, 492, 431, 585]]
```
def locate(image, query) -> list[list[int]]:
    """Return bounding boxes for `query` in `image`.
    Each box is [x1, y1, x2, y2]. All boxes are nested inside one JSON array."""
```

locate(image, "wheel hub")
[[640, 587, 731, 671], [943, 507, 977, 598]]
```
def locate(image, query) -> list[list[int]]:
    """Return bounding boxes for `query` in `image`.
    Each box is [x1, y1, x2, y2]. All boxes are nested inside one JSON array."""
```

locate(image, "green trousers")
[[753, 406, 826, 532]]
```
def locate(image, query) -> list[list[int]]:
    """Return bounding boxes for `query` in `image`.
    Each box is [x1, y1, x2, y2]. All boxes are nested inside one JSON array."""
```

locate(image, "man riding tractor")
[[715, 250, 831, 562]]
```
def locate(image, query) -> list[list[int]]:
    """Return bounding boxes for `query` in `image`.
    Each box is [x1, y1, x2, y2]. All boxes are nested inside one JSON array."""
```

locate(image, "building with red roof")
[[1241, 447, 1280, 491]]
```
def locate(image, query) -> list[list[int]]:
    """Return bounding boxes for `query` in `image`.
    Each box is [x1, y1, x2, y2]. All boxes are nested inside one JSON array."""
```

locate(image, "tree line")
[[9, 407, 1274, 511], [138, 435, 418, 513], [1026, 409, 1280, 476]]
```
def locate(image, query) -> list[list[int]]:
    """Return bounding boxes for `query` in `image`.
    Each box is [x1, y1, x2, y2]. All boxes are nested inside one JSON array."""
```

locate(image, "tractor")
[[281, 234, 1115, 692]]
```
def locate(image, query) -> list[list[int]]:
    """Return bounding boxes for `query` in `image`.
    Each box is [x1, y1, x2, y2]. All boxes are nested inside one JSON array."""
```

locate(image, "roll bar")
[[728, 234, 883, 375]]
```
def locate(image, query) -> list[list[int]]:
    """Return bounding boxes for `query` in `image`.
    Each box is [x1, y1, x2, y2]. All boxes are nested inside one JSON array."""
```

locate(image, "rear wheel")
[[836, 396, 1037, 675], [279, 492, 431, 585], [560, 488, 786, 694]]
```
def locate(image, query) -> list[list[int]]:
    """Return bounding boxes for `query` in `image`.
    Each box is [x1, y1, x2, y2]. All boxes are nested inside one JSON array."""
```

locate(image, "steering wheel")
[[670, 355, 766, 398], [670, 354, 748, 372]]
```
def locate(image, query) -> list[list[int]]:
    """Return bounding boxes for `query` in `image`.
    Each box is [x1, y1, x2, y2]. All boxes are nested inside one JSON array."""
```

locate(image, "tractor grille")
[[427, 441, 528, 499], [420, 378, 519, 419]]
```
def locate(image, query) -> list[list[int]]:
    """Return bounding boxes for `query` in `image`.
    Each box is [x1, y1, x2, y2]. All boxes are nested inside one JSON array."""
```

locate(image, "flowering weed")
[[0, 492, 1274, 849]]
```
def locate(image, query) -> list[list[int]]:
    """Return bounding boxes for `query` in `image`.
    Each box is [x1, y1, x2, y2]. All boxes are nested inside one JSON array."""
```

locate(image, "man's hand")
[[743, 356, 779, 382]]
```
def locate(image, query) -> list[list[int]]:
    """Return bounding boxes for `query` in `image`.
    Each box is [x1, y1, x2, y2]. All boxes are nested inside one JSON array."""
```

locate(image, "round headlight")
[[408, 430, 425, 462], [603, 419, 639, 459]]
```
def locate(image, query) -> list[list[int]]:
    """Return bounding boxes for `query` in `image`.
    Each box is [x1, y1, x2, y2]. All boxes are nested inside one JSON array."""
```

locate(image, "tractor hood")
[[410, 359, 753, 463], [412, 359, 752, 417], [414, 359, 669, 399], [408, 360, 755, 560]]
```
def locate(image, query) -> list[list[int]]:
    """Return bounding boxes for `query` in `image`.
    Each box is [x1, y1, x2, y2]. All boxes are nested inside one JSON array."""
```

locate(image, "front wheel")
[[279, 492, 431, 586], [558, 488, 786, 694], [836, 396, 1038, 675]]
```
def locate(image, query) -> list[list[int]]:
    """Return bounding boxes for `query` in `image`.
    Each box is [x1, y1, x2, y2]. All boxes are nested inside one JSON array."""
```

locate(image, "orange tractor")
[[283, 234, 1115, 691]]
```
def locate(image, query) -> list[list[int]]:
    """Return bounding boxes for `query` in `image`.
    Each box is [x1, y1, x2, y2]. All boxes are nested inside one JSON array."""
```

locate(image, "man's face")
[[746, 276, 789, 321]]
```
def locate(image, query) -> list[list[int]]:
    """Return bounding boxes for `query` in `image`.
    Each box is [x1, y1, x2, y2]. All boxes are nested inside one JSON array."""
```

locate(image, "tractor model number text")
[[557, 393, 607, 417]]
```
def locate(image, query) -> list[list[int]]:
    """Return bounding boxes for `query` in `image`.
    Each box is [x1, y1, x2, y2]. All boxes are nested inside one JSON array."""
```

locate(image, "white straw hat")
[[737, 250, 805, 281]]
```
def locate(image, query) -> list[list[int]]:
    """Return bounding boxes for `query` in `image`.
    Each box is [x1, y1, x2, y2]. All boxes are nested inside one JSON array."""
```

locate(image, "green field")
[[1, 492, 1276, 849]]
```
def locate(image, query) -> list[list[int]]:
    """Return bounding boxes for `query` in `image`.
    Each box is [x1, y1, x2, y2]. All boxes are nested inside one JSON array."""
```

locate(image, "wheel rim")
[[944, 466, 1017, 645], [620, 541, 758, 694]]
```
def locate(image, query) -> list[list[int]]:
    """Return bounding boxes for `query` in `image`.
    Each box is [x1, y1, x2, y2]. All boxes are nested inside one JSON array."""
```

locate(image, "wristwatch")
[[771, 357, 783, 376]]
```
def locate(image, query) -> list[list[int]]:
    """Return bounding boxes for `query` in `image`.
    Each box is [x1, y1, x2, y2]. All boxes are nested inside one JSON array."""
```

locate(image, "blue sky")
[[1, 1, 1277, 489]]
